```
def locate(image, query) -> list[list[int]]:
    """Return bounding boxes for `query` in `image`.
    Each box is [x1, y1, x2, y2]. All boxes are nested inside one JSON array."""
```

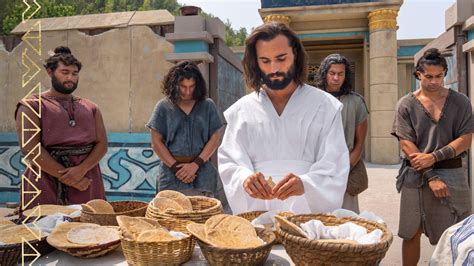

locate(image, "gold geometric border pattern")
[[21, 0, 43, 265]]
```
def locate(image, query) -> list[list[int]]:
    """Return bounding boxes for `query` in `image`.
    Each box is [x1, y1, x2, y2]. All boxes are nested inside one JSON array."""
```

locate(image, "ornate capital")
[[264, 14, 291, 26], [368, 9, 398, 32]]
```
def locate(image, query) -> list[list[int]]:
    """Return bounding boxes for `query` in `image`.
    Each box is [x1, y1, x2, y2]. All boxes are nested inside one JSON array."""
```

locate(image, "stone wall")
[[0, 25, 173, 133], [0, 25, 175, 203]]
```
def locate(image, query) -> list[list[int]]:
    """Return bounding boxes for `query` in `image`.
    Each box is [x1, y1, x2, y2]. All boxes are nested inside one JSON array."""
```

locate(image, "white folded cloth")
[[251, 210, 278, 229], [300, 220, 382, 244]]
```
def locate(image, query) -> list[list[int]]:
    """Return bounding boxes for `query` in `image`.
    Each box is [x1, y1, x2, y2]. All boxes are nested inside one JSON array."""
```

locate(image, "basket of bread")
[[80, 199, 147, 226], [146, 190, 223, 223], [1, 214, 74, 265], [46, 222, 121, 258], [187, 214, 276, 265], [118, 215, 195, 265]]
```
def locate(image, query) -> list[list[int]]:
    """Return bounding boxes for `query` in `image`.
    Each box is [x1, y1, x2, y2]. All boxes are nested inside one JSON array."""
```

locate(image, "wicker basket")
[[277, 213, 393, 266], [146, 196, 223, 223], [121, 218, 196, 265], [80, 200, 147, 226], [195, 227, 275, 266], [237, 210, 294, 244], [56, 240, 121, 258], [0, 217, 69, 266]]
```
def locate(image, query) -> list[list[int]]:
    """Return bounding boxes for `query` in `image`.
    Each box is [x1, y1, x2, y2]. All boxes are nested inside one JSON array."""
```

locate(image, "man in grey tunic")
[[316, 54, 369, 213], [147, 61, 224, 201], [392, 48, 473, 266]]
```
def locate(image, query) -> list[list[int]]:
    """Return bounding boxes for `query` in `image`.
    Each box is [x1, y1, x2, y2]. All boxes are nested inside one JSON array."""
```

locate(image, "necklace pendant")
[[69, 119, 76, 127]]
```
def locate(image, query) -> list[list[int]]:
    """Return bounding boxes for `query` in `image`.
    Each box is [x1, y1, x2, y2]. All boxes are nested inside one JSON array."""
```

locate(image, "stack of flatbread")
[[0, 207, 17, 229], [187, 214, 265, 249], [81, 199, 115, 214], [23, 204, 77, 217], [47, 222, 120, 250], [149, 190, 193, 213], [116, 215, 184, 242], [0, 225, 43, 245]]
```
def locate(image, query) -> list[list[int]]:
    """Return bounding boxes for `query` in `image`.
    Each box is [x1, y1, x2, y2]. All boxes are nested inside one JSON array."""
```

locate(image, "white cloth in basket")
[[300, 220, 382, 244]]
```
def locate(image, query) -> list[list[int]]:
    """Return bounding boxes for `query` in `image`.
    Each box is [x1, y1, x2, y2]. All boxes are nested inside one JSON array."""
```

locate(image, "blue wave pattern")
[[0, 146, 160, 202]]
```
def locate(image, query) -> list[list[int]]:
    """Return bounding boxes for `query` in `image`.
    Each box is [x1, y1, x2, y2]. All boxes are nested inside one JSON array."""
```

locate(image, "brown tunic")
[[15, 94, 106, 206], [392, 88, 473, 244]]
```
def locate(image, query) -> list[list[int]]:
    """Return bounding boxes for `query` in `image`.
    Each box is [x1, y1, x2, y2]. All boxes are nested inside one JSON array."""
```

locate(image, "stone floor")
[[360, 162, 436, 266]]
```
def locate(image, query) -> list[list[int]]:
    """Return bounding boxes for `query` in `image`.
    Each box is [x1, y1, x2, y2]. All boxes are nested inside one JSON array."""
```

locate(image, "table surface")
[[28, 244, 294, 265]]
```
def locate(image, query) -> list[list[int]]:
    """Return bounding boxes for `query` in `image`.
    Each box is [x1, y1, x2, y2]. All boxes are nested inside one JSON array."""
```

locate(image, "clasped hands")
[[175, 163, 199, 184], [243, 172, 304, 200], [408, 152, 450, 198], [58, 166, 91, 191]]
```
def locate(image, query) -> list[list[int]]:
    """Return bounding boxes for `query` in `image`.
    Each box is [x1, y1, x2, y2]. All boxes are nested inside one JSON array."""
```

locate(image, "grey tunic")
[[146, 98, 223, 195], [339, 92, 369, 151], [391, 88, 473, 244]]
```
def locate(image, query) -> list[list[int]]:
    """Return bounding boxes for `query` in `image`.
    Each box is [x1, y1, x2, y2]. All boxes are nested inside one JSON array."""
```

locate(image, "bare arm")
[[197, 127, 224, 162], [449, 134, 472, 155], [349, 119, 368, 167], [150, 129, 176, 168]]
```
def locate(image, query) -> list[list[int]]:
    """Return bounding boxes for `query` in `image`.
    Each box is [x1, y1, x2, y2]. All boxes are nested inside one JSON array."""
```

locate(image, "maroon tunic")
[[16, 94, 106, 206]]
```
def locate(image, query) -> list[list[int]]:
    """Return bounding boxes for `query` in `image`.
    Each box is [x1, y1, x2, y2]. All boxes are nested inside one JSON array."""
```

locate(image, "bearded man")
[[15, 46, 107, 206], [218, 23, 349, 214]]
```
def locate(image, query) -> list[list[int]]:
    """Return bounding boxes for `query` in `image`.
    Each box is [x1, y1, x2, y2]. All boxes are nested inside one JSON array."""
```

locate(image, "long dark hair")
[[162, 61, 207, 104], [315, 53, 352, 95], [414, 48, 448, 80], [243, 22, 307, 92]]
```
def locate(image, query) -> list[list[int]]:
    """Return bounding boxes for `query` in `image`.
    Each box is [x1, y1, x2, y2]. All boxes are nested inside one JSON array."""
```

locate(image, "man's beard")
[[261, 65, 296, 90], [51, 75, 78, 94]]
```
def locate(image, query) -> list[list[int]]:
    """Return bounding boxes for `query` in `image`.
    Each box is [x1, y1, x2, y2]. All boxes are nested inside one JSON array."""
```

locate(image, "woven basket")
[[146, 196, 223, 223], [56, 240, 121, 258], [0, 238, 51, 266], [0, 217, 69, 266], [237, 210, 294, 244], [277, 213, 393, 266], [121, 218, 196, 265], [196, 227, 275, 266], [80, 200, 147, 226]]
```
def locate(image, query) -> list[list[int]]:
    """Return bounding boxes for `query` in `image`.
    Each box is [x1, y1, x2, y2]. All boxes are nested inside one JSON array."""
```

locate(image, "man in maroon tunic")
[[15, 46, 107, 207]]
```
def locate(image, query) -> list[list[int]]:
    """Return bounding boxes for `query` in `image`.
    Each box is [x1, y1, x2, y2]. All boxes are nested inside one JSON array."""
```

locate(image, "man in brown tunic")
[[15, 46, 107, 207], [392, 48, 473, 266]]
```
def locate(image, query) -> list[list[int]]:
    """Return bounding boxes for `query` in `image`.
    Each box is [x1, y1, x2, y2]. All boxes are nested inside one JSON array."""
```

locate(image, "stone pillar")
[[263, 15, 291, 26], [367, 9, 399, 164]]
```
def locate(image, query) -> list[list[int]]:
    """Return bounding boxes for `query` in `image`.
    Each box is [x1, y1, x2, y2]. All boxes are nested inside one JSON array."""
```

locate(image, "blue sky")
[[177, 0, 456, 40]]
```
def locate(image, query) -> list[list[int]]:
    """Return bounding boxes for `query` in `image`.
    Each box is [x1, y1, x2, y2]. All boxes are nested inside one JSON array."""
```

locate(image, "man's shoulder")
[[77, 97, 98, 108], [396, 93, 414, 106], [449, 89, 470, 106]]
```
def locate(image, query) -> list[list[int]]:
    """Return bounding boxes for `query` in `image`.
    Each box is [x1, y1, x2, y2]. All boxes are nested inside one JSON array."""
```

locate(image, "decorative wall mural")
[[0, 133, 160, 203]]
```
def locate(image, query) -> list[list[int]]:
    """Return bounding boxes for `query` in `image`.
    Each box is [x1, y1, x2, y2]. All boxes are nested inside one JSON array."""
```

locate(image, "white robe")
[[218, 84, 350, 215]]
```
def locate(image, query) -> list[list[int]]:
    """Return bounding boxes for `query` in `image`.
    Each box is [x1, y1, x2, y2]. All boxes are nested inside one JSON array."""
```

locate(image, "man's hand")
[[272, 173, 304, 200], [408, 152, 436, 171], [428, 178, 450, 198], [175, 163, 199, 184], [58, 166, 91, 191], [243, 172, 274, 200]]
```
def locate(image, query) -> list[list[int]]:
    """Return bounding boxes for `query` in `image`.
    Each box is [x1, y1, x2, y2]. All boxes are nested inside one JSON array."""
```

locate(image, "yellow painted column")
[[367, 9, 400, 164]]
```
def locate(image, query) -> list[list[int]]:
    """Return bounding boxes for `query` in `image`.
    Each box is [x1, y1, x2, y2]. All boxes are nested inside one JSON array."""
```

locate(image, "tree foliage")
[[0, 0, 247, 47]]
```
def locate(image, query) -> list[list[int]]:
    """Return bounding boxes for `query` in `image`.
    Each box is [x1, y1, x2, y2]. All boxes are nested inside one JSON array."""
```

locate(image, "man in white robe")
[[218, 23, 349, 215]]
